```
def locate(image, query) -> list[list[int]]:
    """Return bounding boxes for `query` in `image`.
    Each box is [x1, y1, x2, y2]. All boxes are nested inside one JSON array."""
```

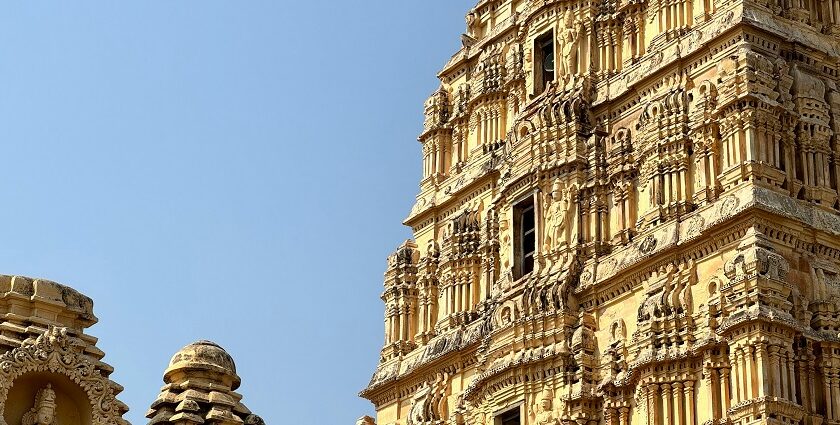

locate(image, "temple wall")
[[361, 0, 840, 424]]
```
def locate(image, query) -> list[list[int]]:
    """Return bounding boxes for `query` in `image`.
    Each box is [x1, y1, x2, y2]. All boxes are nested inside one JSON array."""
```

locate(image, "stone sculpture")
[[22, 385, 57, 425]]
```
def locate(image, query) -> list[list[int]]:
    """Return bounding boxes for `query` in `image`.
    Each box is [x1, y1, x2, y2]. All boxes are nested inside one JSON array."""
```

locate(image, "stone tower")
[[0, 275, 129, 425], [146, 341, 264, 425], [360, 0, 840, 425]]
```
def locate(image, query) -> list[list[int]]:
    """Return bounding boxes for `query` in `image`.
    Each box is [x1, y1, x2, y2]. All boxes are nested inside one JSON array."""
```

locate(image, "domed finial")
[[164, 340, 240, 389]]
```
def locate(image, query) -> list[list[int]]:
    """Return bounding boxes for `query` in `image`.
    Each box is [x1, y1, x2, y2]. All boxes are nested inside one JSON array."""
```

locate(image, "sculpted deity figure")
[[529, 389, 559, 425], [22, 384, 57, 425], [544, 181, 570, 252], [557, 10, 581, 80], [466, 11, 479, 37]]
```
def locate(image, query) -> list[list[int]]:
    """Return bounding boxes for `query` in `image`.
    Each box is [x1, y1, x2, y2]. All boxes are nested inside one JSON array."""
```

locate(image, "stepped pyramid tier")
[[360, 0, 840, 424], [146, 341, 264, 425], [0, 274, 129, 425]]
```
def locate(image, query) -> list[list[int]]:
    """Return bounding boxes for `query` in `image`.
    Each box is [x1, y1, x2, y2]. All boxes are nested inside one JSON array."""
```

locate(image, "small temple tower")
[[0, 275, 129, 425], [360, 0, 840, 424], [146, 341, 264, 425]]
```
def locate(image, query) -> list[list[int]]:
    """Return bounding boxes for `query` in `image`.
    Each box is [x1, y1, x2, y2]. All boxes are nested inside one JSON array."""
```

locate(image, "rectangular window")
[[534, 31, 555, 94], [513, 197, 535, 280], [495, 407, 521, 425]]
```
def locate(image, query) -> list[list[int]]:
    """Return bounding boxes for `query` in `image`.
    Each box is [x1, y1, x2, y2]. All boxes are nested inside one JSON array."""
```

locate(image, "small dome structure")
[[147, 341, 263, 425], [164, 340, 240, 389]]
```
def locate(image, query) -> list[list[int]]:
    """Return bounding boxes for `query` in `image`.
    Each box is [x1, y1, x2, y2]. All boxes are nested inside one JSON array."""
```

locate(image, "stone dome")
[[163, 340, 241, 389]]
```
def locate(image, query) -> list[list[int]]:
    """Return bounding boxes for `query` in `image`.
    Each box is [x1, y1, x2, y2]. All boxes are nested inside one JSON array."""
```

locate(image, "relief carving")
[[558, 10, 582, 85], [22, 385, 57, 425], [0, 326, 127, 425], [543, 180, 572, 252], [529, 388, 561, 425], [407, 373, 450, 425]]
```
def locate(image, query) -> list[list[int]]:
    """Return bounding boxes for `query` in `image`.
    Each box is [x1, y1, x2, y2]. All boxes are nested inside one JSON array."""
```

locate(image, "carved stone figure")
[[544, 181, 569, 251], [407, 373, 450, 425], [22, 385, 57, 425], [529, 389, 558, 425], [557, 10, 581, 80], [466, 12, 479, 37]]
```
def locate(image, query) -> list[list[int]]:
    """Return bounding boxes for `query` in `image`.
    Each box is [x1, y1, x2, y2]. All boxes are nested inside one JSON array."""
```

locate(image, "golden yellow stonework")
[[0, 275, 263, 425], [360, 1, 840, 425]]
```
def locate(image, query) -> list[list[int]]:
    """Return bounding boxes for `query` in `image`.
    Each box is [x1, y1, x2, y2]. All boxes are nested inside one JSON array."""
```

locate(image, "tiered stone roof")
[[147, 340, 264, 425]]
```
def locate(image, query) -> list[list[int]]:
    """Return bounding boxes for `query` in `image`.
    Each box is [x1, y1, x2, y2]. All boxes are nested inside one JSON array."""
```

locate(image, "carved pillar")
[[619, 407, 630, 425], [720, 367, 731, 413], [441, 140, 450, 174], [685, 381, 696, 425], [423, 144, 431, 178], [825, 372, 833, 420], [416, 301, 426, 340], [743, 109, 757, 163], [780, 349, 790, 400], [535, 191, 543, 257], [647, 384, 657, 425], [443, 285, 450, 317], [787, 350, 797, 403], [832, 371, 840, 418], [755, 344, 769, 397], [605, 407, 616, 425], [729, 351, 740, 404], [407, 306, 415, 342], [808, 355, 818, 413], [744, 345, 755, 400], [463, 279, 470, 312], [616, 185, 627, 236], [704, 366, 718, 420], [770, 345, 782, 397], [692, 136, 709, 204], [673, 381, 685, 425], [662, 383, 672, 425], [456, 280, 462, 314], [732, 349, 743, 403]]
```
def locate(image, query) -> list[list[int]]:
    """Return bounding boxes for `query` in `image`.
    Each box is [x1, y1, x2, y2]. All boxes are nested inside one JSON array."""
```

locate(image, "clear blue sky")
[[0, 1, 474, 424]]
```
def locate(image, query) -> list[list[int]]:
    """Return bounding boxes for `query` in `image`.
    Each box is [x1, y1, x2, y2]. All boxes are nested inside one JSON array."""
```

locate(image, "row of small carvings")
[[370, 277, 839, 412], [434, 70, 840, 246], [376, 187, 840, 384], [440, 0, 840, 94], [435, 0, 840, 130]]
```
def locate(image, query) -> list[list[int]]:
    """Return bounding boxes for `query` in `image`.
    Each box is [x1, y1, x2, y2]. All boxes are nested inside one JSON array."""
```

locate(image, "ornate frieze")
[[0, 326, 129, 425]]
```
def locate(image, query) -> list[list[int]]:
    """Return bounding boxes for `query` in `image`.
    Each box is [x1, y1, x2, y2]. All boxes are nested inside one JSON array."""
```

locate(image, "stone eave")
[[403, 168, 499, 229], [360, 336, 481, 404], [438, 16, 519, 80], [418, 124, 454, 142], [578, 184, 840, 310]]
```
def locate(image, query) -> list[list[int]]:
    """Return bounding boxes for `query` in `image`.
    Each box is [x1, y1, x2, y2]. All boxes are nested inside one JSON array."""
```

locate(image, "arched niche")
[[0, 327, 127, 425], [4, 372, 91, 425]]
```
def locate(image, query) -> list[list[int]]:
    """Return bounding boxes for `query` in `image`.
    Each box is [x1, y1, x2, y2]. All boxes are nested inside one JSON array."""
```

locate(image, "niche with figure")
[[3, 372, 90, 425]]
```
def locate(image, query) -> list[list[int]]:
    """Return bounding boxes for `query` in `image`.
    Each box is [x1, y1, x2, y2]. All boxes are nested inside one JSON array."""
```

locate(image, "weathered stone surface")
[[0, 276, 129, 425], [146, 341, 263, 425], [360, 1, 840, 424]]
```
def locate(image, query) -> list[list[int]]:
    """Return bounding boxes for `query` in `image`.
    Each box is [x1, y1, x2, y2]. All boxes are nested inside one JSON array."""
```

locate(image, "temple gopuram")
[[359, 0, 840, 424]]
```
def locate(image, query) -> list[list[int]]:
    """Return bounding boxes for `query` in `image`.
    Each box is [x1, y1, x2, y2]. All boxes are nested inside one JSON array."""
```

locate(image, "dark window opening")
[[535, 31, 555, 94], [513, 197, 535, 280], [497, 408, 521, 425]]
